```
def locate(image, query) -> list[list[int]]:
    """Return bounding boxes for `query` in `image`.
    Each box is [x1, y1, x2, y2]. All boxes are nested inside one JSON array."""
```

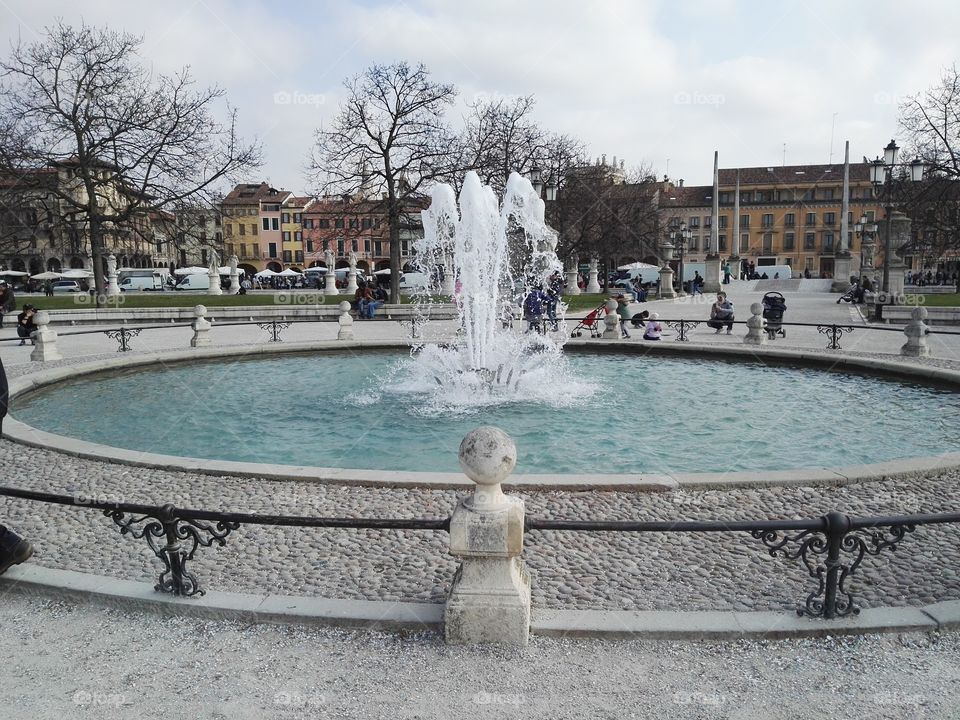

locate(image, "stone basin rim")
[[5, 340, 960, 492]]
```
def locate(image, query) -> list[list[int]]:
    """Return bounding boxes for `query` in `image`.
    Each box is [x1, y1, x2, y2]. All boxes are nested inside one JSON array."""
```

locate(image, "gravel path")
[[1, 594, 957, 720], [2, 437, 959, 612]]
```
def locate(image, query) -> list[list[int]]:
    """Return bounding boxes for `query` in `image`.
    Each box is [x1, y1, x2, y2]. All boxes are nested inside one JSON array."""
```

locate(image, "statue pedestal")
[[832, 254, 853, 292], [346, 270, 358, 295], [586, 269, 601, 294], [324, 273, 339, 295], [565, 270, 581, 296], [703, 255, 722, 293], [206, 270, 222, 295], [658, 267, 676, 299]]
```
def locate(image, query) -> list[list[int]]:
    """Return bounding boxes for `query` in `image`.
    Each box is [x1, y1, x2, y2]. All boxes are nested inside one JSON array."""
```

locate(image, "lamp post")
[[674, 221, 690, 296], [869, 140, 927, 305], [853, 213, 878, 290]]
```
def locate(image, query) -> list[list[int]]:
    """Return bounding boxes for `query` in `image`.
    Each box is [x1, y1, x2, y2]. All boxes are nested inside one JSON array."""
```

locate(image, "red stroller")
[[570, 302, 606, 338]]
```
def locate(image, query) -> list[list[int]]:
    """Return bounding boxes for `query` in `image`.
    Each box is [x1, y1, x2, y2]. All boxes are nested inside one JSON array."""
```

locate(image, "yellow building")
[[280, 196, 309, 269], [659, 163, 885, 278]]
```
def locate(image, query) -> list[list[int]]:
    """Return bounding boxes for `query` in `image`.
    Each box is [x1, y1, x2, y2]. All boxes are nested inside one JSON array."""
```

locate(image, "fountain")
[[406, 171, 576, 407]]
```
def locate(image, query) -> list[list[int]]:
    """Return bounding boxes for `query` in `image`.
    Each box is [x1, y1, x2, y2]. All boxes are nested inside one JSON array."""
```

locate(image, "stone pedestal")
[[901, 307, 930, 357], [703, 254, 722, 293], [744, 302, 766, 345], [888, 263, 906, 300], [658, 266, 676, 299], [445, 427, 530, 647], [228, 255, 240, 295], [586, 262, 601, 294], [324, 272, 339, 295], [832, 253, 853, 292], [337, 301, 354, 340], [440, 256, 455, 296], [30, 311, 61, 362], [190, 305, 211, 347], [206, 269, 222, 296], [106, 254, 120, 296], [346, 269, 358, 295], [601, 298, 620, 339], [565, 269, 581, 296]]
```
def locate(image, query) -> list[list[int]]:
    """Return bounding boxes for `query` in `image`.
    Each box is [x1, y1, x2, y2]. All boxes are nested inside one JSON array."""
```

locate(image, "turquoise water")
[[14, 351, 960, 474]]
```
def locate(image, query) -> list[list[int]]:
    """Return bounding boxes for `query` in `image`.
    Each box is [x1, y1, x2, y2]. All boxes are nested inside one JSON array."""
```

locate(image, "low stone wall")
[[43, 303, 457, 326]]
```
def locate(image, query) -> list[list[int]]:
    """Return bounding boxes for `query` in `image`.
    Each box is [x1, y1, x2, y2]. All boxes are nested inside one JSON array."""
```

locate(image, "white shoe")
[[715, 328, 721, 334], [726, 328, 732, 334]]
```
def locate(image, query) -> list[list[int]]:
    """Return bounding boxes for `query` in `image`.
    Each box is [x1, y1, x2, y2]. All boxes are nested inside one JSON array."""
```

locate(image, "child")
[[616, 296, 632, 338], [643, 312, 662, 341]]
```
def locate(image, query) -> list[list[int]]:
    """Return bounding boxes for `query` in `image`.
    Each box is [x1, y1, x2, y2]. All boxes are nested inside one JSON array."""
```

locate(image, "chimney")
[[679, 178, 684, 187]]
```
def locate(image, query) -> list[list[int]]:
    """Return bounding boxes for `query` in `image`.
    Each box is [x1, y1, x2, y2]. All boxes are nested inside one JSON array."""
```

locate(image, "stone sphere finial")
[[750, 302, 763, 315], [194, 304, 207, 317], [459, 426, 516, 486], [34, 310, 49, 325], [912, 306, 927, 321], [338, 301, 351, 313], [604, 298, 618, 313]]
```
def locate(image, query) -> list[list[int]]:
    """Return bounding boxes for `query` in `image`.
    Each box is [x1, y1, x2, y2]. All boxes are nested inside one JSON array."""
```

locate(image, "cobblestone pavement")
[[1, 289, 958, 613], [2, 594, 958, 720]]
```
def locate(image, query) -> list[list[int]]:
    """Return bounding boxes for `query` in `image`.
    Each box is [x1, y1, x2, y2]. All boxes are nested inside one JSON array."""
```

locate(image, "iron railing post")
[[822, 511, 850, 619]]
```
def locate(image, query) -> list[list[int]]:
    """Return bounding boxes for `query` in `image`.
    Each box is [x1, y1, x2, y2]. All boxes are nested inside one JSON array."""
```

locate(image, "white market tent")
[[174, 266, 209, 276], [617, 261, 659, 271], [0, 270, 29, 277], [277, 268, 303, 277], [60, 269, 94, 279], [30, 271, 62, 280], [254, 269, 278, 279]]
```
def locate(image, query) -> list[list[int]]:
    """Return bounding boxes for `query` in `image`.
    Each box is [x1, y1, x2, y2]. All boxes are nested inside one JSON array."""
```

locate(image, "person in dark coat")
[[17, 304, 37, 346], [0, 356, 34, 575]]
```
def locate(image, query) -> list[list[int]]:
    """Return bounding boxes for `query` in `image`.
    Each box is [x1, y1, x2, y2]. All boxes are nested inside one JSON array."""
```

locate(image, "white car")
[[51, 280, 82, 293]]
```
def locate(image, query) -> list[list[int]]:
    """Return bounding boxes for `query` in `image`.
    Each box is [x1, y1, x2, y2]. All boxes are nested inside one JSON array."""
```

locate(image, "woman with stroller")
[[643, 312, 662, 341], [707, 292, 735, 334]]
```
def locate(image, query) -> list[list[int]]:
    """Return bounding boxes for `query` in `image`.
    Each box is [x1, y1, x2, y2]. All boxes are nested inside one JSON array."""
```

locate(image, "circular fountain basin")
[[10, 347, 960, 482]]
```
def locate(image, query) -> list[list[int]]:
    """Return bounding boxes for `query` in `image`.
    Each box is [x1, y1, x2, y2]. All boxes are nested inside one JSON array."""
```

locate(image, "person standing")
[[723, 262, 731, 285], [0, 355, 34, 575], [616, 296, 632, 338]]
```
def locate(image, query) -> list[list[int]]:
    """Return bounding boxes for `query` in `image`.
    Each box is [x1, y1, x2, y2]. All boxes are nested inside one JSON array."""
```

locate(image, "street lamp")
[[526, 166, 544, 197], [673, 221, 691, 296], [853, 213, 878, 289], [869, 140, 928, 307]]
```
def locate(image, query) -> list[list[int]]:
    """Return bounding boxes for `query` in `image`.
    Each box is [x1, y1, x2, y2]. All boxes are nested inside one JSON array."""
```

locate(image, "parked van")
[[118, 268, 170, 291], [174, 274, 211, 291]]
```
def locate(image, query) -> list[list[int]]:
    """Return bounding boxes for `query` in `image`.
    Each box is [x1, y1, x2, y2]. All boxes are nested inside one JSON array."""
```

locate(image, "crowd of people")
[[906, 269, 959, 288]]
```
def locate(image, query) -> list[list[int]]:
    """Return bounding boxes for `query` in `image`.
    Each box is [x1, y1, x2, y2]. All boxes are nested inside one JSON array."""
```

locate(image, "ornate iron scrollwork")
[[104, 327, 141, 352], [817, 324, 854, 350], [667, 319, 700, 341], [257, 320, 290, 342], [751, 513, 916, 618], [104, 504, 239, 597]]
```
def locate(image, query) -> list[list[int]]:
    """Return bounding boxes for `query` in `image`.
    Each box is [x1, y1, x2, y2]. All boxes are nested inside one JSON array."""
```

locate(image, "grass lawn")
[[903, 294, 960, 307], [561, 292, 659, 312]]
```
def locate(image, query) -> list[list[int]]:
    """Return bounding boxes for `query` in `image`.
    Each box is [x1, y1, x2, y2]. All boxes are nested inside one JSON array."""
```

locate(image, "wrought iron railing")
[[2, 485, 958, 619]]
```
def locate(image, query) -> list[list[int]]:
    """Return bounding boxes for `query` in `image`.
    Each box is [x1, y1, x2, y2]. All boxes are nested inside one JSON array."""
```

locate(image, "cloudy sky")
[[1, 0, 957, 191]]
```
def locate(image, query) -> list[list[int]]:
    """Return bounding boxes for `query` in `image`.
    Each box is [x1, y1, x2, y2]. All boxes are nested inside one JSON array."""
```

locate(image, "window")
[[739, 233, 749, 253], [688, 235, 699, 251], [865, 211, 875, 222], [319, 219, 330, 229], [268, 242, 277, 258], [824, 233, 834, 251], [740, 214, 750, 228], [271, 218, 279, 231], [802, 189, 815, 201], [295, 250, 304, 263], [804, 232, 815, 249], [824, 212, 836, 226], [805, 257, 815, 270], [401, 240, 410, 256], [762, 213, 774, 228], [688, 217, 700, 228], [262, 218, 269, 231], [704, 216, 712, 229], [776, 189, 794, 202], [374, 240, 383, 256], [225, 224, 233, 237], [282, 250, 292, 263], [785, 213, 795, 227], [306, 240, 314, 253], [719, 192, 733, 204], [762, 233, 773, 253], [351, 239, 358, 252], [227, 243, 235, 256], [805, 212, 816, 226], [282, 231, 290, 242], [293, 213, 301, 223], [304, 219, 314, 229], [364, 239, 371, 252], [718, 215, 728, 229], [336, 238, 344, 254], [239, 224, 246, 236], [718, 235, 727, 251], [349, 219, 359, 229], [239, 243, 246, 257], [251, 224, 257, 236], [282, 213, 290, 224], [784, 232, 795, 250], [294, 231, 302, 242], [822, 188, 835, 200], [362, 218, 372, 229], [252, 246, 260, 258], [335, 219, 344, 229]]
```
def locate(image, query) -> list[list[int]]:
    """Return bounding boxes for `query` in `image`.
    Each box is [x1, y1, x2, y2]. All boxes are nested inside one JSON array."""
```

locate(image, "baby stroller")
[[762, 291, 786, 339], [570, 302, 606, 338]]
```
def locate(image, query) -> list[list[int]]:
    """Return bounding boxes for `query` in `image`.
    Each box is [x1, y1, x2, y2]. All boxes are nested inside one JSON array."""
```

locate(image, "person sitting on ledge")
[[643, 312, 662, 341], [0, 356, 33, 575]]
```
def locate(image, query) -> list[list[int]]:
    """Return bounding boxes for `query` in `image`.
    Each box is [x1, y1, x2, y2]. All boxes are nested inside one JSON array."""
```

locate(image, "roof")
[[717, 162, 871, 186], [221, 182, 292, 206], [657, 185, 713, 209]]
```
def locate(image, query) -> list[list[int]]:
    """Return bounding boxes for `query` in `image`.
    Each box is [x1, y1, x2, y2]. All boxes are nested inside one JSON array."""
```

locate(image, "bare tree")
[[310, 62, 458, 303], [0, 22, 260, 301]]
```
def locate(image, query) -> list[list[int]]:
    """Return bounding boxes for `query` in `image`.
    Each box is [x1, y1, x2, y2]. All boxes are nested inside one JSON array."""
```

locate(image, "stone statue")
[[324, 249, 335, 271], [348, 250, 357, 270]]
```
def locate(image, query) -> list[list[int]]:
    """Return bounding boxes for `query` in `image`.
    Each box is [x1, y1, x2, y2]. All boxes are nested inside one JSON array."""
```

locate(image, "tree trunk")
[[388, 192, 401, 305], [89, 216, 106, 308]]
